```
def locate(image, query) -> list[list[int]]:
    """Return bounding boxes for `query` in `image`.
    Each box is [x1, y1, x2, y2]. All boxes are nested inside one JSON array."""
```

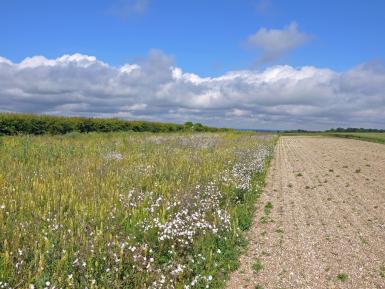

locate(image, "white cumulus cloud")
[[247, 22, 311, 63], [0, 51, 385, 130]]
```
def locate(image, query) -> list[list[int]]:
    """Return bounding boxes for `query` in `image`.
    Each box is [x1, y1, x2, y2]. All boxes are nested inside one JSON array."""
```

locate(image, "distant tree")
[[193, 123, 205, 132]]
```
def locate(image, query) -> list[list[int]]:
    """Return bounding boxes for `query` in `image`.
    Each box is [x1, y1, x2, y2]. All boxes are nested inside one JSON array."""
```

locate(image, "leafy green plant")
[[337, 273, 349, 281], [252, 258, 263, 273], [264, 202, 273, 215]]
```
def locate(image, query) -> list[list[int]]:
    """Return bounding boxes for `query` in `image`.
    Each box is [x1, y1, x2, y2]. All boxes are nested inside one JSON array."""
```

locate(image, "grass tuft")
[[252, 258, 263, 273], [337, 273, 349, 281]]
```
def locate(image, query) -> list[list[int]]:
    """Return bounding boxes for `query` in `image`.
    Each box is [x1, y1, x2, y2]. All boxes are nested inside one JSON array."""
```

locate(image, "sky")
[[1, 0, 385, 130]]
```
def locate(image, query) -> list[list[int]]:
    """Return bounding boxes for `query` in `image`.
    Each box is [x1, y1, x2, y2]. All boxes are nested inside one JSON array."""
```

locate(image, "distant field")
[[326, 132, 385, 144], [0, 132, 275, 288], [281, 132, 385, 144]]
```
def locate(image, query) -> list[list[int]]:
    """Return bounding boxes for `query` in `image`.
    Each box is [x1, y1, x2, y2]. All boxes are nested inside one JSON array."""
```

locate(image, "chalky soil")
[[227, 136, 385, 289]]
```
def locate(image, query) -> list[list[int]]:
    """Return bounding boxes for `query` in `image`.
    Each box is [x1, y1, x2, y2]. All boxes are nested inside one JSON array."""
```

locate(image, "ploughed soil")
[[227, 136, 385, 289]]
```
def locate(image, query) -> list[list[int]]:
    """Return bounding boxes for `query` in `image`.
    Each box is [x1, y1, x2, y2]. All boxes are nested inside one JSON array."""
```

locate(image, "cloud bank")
[[247, 22, 311, 63], [1, 51, 385, 130]]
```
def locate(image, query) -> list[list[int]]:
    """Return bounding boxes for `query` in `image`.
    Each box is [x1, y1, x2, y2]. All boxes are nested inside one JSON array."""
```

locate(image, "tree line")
[[326, 127, 385, 133], [282, 128, 385, 133], [0, 113, 230, 135]]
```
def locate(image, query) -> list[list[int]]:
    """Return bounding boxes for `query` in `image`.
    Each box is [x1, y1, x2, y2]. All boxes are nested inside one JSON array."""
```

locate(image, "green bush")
[[0, 113, 231, 135]]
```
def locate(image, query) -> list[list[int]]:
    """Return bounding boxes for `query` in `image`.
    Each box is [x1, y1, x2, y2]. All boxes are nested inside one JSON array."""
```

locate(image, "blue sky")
[[2, 0, 385, 75], [1, 0, 385, 129]]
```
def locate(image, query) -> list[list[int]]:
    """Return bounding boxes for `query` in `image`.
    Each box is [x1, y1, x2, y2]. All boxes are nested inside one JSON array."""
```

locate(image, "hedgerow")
[[0, 113, 229, 135]]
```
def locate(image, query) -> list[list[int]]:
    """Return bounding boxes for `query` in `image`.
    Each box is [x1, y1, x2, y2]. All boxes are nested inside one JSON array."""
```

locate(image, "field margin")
[[325, 133, 385, 144], [218, 138, 277, 288]]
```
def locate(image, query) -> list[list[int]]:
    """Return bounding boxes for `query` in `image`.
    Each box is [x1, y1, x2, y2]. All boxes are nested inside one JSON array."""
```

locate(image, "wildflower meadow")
[[0, 132, 275, 288]]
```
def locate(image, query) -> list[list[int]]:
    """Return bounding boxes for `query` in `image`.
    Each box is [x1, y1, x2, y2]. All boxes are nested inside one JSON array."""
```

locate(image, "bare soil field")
[[227, 136, 385, 289]]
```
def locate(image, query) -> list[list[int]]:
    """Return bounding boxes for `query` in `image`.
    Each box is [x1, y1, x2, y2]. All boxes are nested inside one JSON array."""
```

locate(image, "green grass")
[[259, 216, 268, 224], [281, 131, 385, 145], [325, 132, 385, 144], [264, 202, 273, 215], [252, 258, 263, 273], [336, 273, 349, 281], [0, 132, 276, 288]]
